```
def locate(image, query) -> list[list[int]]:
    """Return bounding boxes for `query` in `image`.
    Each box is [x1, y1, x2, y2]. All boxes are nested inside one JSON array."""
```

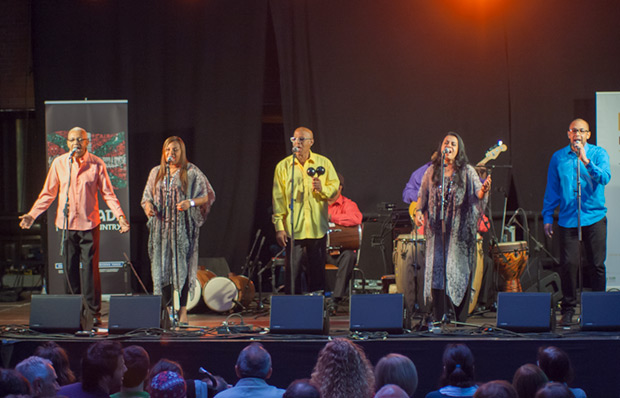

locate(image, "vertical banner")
[[44, 100, 131, 294], [596, 92, 620, 290]]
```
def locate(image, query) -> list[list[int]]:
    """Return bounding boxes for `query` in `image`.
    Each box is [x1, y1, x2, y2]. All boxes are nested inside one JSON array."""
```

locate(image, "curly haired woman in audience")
[[311, 338, 374, 398], [425, 343, 478, 398]]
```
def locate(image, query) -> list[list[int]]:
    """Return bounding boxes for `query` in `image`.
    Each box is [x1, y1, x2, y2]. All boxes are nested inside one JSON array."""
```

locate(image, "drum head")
[[203, 277, 239, 312]]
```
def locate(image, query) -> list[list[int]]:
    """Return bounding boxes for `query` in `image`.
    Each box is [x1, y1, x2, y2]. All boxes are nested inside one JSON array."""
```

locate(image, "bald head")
[[67, 127, 89, 158], [291, 127, 314, 159], [294, 127, 313, 139]]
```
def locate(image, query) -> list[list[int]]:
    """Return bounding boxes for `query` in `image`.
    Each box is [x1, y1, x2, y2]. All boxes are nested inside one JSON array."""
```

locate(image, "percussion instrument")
[[327, 224, 362, 255], [173, 268, 215, 311], [492, 241, 529, 292], [468, 234, 484, 314], [202, 274, 256, 312], [392, 233, 429, 313]]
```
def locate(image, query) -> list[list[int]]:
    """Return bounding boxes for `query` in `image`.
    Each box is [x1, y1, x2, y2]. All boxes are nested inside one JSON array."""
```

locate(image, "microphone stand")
[[60, 153, 76, 295], [289, 150, 297, 295], [440, 151, 450, 328], [165, 161, 179, 329], [575, 149, 584, 317]]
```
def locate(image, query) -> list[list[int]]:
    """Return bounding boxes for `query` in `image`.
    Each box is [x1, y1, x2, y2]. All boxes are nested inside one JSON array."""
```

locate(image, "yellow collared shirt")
[[272, 150, 339, 239]]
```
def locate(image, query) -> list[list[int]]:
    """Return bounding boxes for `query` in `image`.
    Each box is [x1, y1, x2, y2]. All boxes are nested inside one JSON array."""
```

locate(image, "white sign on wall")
[[596, 92, 620, 290]]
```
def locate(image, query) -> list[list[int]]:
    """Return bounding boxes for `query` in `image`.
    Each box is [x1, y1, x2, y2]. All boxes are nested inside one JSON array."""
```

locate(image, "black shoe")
[[93, 317, 102, 327], [560, 311, 574, 326]]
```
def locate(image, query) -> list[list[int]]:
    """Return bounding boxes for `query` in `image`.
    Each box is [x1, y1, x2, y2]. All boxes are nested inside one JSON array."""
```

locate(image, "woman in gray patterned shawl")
[[414, 132, 491, 323], [141, 136, 215, 324]]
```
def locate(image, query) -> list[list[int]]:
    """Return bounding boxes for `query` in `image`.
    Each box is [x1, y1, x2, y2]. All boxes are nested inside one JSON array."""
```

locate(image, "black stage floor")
[[1, 295, 618, 397]]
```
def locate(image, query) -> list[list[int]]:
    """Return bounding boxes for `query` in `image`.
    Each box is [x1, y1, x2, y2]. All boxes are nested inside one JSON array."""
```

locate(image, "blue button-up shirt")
[[543, 143, 610, 228]]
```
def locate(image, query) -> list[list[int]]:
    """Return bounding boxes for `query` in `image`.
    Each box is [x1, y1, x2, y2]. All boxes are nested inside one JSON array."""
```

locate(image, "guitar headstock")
[[477, 143, 507, 166]]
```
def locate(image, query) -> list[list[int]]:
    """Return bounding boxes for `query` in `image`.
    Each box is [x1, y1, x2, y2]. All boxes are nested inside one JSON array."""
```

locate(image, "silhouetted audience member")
[[513, 364, 549, 398], [425, 344, 478, 398], [374, 354, 418, 398], [375, 384, 409, 398], [215, 342, 284, 398], [311, 338, 374, 398], [283, 379, 320, 398], [534, 382, 575, 398], [59, 340, 126, 398], [34, 341, 76, 386], [473, 380, 517, 398], [536, 347, 585, 398], [15, 356, 60, 398], [150, 371, 186, 398], [0, 368, 32, 397], [111, 345, 150, 398]]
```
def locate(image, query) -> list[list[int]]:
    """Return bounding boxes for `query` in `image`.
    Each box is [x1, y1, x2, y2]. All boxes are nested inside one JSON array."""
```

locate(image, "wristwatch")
[[190, 199, 196, 207]]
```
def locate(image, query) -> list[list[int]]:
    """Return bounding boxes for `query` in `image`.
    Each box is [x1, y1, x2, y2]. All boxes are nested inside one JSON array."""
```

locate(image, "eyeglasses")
[[290, 137, 311, 143], [67, 138, 88, 143], [568, 128, 589, 134]]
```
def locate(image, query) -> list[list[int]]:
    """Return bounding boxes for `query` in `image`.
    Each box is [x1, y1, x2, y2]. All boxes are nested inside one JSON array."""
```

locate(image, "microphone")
[[506, 209, 519, 227], [442, 147, 452, 154], [69, 147, 79, 156], [292, 147, 300, 153], [166, 155, 173, 163]]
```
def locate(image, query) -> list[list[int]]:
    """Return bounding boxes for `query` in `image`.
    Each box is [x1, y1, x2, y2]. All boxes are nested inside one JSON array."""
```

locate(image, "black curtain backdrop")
[[31, 0, 268, 281], [30, 0, 620, 282]]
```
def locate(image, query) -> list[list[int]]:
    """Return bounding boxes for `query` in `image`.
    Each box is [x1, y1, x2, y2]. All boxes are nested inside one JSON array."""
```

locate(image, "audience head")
[[81, 340, 126, 394], [150, 371, 186, 398], [311, 338, 375, 398], [235, 342, 272, 380], [283, 379, 321, 398], [15, 356, 59, 398], [33, 341, 76, 386], [536, 346, 574, 384], [474, 380, 518, 398], [512, 364, 549, 398], [374, 384, 409, 398], [374, 353, 418, 398], [439, 343, 476, 388], [534, 382, 575, 398], [122, 345, 150, 389], [146, 358, 184, 394], [0, 368, 31, 397]]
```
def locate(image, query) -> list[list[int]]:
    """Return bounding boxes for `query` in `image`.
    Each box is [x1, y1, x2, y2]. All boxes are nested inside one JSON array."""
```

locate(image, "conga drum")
[[327, 224, 362, 256], [468, 234, 485, 314], [173, 268, 215, 311], [491, 241, 529, 292], [392, 233, 429, 314], [228, 274, 256, 308]]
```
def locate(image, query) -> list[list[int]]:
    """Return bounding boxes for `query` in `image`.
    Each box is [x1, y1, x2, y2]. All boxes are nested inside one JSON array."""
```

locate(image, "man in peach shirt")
[[20, 127, 130, 326]]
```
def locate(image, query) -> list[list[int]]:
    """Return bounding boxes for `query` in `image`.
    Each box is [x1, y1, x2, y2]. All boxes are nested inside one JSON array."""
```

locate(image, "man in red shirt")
[[19, 127, 130, 326], [327, 173, 362, 301]]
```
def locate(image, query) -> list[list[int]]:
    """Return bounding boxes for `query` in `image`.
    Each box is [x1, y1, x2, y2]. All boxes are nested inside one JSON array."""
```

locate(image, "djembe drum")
[[491, 241, 529, 292]]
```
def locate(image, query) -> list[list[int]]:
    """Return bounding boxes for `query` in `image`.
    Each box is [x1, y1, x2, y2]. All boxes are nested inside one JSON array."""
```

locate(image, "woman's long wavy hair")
[[438, 343, 476, 388], [431, 132, 469, 188], [311, 338, 375, 398], [155, 136, 189, 194]]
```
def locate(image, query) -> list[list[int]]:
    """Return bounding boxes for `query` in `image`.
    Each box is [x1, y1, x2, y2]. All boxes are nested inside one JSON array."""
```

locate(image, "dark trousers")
[[285, 236, 327, 294], [326, 250, 356, 298], [162, 279, 190, 308], [558, 217, 607, 314], [431, 282, 471, 323], [65, 227, 101, 316]]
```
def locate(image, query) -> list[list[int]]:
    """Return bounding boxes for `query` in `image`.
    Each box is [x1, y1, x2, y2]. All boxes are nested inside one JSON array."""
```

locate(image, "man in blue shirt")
[[215, 343, 284, 398], [542, 118, 611, 326]]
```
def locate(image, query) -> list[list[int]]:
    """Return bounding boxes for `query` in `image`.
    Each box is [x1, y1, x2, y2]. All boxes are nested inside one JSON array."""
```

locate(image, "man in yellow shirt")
[[272, 127, 339, 294]]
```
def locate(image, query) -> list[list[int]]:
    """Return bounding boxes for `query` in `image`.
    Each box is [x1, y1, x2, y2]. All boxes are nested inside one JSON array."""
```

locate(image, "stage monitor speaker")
[[108, 295, 162, 334], [497, 292, 553, 332], [581, 291, 620, 331], [29, 294, 82, 333], [350, 293, 404, 334], [269, 295, 326, 334], [356, 220, 394, 281]]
